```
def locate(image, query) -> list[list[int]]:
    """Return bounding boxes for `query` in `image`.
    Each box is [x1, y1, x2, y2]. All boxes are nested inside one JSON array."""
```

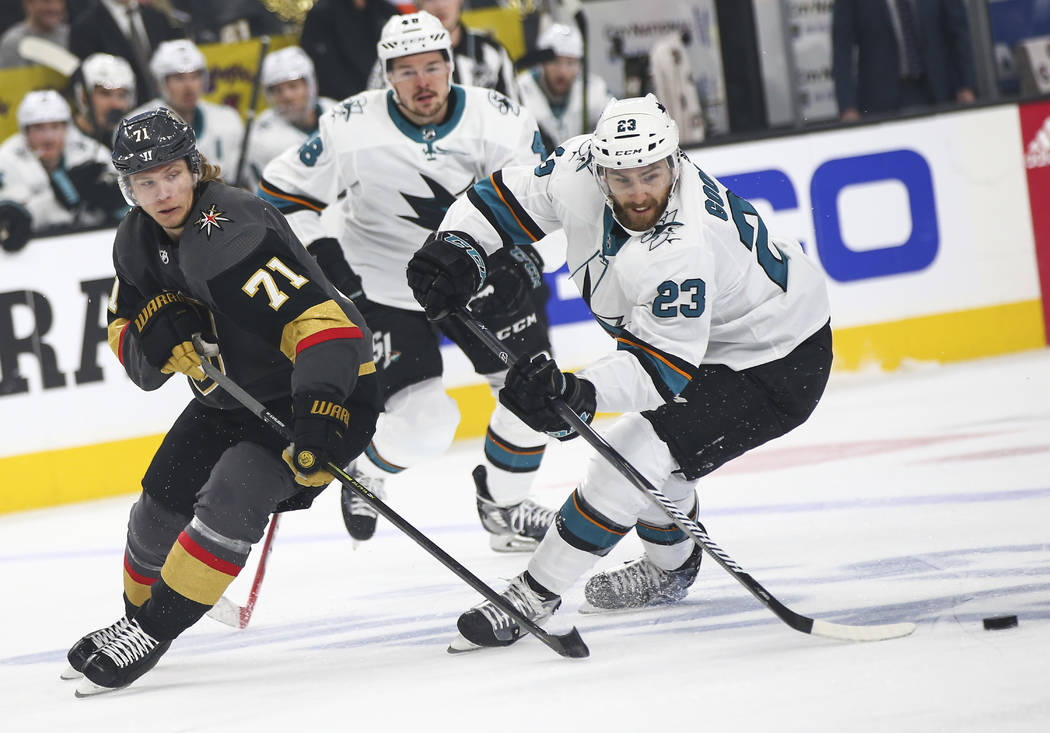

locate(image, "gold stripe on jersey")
[[279, 300, 362, 362], [108, 318, 129, 362]]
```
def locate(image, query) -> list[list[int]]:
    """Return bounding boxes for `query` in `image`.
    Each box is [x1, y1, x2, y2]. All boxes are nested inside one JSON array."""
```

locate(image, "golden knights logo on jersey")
[[196, 204, 231, 238]]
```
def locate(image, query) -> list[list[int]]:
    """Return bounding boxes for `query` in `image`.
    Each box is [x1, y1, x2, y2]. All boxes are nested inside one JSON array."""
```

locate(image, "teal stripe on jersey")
[[471, 177, 538, 245], [616, 340, 691, 397]]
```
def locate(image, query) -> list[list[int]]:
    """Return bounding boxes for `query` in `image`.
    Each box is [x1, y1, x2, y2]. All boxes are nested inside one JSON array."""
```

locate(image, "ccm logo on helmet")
[[614, 149, 644, 156]]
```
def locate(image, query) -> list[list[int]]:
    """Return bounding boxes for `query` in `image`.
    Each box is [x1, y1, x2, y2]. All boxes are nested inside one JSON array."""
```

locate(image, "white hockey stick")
[[456, 308, 916, 643], [18, 36, 80, 77], [207, 513, 281, 629]]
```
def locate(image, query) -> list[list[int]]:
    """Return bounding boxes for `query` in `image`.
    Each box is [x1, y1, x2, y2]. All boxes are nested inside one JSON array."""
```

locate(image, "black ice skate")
[[61, 616, 133, 680], [74, 617, 171, 697], [340, 467, 385, 544], [582, 542, 703, 612], [449, 571, 561, 652], [473, 465, 556, 552]]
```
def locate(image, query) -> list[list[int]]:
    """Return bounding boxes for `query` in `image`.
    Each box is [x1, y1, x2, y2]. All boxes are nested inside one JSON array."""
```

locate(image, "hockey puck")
[[982, 615, 1018, 630]]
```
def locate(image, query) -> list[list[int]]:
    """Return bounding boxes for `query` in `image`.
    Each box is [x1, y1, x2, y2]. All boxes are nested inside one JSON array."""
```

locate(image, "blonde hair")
[[197, 153, 223, 184]]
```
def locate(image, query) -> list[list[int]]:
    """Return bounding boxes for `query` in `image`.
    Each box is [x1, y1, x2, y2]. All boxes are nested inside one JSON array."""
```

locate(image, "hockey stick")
[[207, 513, 281, 628], [190, 335, 589, 658], [18, 36, 80, 77], [453, 307, 916, 642], [232, 35, 271, 189]]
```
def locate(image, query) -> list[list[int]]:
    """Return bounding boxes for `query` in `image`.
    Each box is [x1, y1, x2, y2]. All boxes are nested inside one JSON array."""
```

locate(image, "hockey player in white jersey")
[[517, 23, 611, 153], [242, 46, 338, 191], [0, 90, 124, 252], [128, 39, 244, 177], [73, 53, 137, 147], [260, 11, 559, 551], [406, 94, 833, 650]]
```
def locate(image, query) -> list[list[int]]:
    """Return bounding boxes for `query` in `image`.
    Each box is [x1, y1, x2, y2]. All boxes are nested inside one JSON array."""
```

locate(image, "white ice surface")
[[2, 351, 1049, 731]]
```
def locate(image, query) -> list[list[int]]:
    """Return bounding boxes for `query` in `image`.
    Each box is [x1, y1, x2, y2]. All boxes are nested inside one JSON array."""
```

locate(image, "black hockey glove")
[[407, 230, 488, 320], [468, 244, 544, 318], [0, 201, 32, 253], [282, 392, 353, 487], [499, 352, 596, 441], [49, 167, 82, 211], [307, 236, 363, 299], [67, 161, 125, 215], [131, 292, 209, 380]]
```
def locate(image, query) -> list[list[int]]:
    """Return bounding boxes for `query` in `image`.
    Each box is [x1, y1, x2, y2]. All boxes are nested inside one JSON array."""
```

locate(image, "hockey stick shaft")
[[233, 35, 271, 188], [454, 308, 915, 642], [190, 336, 588, 658], [208, 512, 280, 628]]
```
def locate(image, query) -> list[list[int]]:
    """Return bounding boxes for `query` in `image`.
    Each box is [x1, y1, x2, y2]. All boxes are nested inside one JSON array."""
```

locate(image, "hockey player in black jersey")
[[64, 108, 381, 697]]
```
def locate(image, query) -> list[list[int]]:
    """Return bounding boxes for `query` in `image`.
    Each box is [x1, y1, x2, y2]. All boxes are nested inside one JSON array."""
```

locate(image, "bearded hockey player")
[[406, 94, 833, 650], [128, 39, 245, 175], [64, 108, 380, 696], [73, 53, 137, 147], [241, 45, 339, 191], [261, 10, 558, 552]]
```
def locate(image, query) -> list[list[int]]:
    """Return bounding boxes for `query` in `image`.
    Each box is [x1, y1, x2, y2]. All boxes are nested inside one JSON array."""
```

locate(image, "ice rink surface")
[[2, 350, 1049, 732]]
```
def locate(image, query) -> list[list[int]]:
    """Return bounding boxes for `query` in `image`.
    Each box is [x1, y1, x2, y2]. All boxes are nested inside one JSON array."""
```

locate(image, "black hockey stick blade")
[[452, 309, 916, 643], [191, 336, 589, 658]]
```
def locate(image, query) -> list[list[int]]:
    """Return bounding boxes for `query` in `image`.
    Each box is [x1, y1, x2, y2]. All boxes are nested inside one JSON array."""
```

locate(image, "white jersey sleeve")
[[258, 100, 354, 248]]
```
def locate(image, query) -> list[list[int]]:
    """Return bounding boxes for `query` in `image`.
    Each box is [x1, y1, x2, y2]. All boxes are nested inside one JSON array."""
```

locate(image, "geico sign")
[[719, 149, 938, 282]]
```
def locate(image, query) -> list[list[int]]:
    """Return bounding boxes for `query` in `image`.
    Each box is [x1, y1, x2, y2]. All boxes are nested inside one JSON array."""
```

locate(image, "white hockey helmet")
[[377, 10, 454, 74], [591, 94, 681, 202], [150, 39, 208, 94], [17, 89, 71, 129], [261, 46, 317, 106], [537, 23, 584, 60], [82, 53, 136, 94]]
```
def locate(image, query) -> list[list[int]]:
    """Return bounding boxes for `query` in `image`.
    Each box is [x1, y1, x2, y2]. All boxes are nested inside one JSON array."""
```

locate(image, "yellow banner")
[[0, 65, 68, 141]]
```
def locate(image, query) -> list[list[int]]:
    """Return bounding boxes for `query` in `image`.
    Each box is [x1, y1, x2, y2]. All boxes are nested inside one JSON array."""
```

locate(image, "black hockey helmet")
[[112, 107, 201, 205]]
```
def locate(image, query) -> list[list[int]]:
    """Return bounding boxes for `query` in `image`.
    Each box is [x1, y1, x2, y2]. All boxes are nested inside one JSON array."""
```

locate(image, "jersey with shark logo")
[[439, 134, 832, 414], [259, 85, 545, 311]]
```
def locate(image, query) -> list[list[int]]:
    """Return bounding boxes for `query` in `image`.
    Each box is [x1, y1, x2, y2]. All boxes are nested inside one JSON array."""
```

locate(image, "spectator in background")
[[242, 46, 338, 190], [301, 0, 398, 100], [73, 52, 135, 145], [517, 23, 610, 153], [69, 0, 183, 106], [0, 90, 124, 253], [128, 39, 244, 178], [0, 0, 69, 69], [832, 0, 976, 121], [167, 0, 288, 44], [367, 0, 519, 100]]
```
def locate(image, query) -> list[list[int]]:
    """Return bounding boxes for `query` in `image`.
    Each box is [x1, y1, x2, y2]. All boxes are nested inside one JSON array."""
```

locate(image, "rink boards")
[[2, 100, 1048, 512]]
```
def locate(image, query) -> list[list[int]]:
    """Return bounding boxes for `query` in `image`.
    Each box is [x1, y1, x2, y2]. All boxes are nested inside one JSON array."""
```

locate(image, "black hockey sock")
[[134, 578, 211, 642], [523, 571, 559, 601]]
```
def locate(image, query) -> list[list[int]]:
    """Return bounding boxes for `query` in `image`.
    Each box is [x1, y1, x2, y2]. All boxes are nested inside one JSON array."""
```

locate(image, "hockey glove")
[[407, 230, 488, 320], [67, 161, 125, 214], [499, 353, 596, 441], [307, 236, 363, 299], [468, 244, 544, 318], [282, 392, 353, 487], [132, 292, 209, 381], [0, 201, 32, 253]]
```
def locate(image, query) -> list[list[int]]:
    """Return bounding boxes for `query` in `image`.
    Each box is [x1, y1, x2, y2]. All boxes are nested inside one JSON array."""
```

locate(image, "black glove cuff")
[[291, 392, 350, 474], [308, 237, 362, 297], [132, 292, 201, 367], [429, 230, 489, 290]]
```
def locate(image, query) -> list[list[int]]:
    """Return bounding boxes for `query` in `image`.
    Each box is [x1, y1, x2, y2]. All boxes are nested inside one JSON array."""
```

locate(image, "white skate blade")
[[59, 665, 82, 680], [487, 533, 539, 553], [74, 678, 120, 698], [447, 634, 483, 653]]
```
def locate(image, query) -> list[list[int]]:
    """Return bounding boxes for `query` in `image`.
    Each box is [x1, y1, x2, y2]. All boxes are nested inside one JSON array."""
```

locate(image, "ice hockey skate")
[[473, 465, 556, 552], [74, 617, 171, 697], [449, 571, 561, 652], [61, 616, 133, 680], [340, 466, 386, 544], [581, 543, 703, 613]]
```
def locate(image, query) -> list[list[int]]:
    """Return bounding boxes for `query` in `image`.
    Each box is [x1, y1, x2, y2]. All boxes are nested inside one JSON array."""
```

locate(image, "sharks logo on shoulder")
[[488, 90, 520, 116], [640, 208, 683, 250], [339, 98, 366, 120], [398, 174, 474, 230]]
